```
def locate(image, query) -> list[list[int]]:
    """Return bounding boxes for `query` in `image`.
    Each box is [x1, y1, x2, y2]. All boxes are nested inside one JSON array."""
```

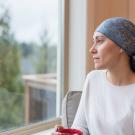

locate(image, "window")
[[0, 0, 63, 133]]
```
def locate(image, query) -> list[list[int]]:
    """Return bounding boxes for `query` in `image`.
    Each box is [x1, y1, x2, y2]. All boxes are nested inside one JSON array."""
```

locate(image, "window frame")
[[56, 0, 69, 116], [0, 0, 69, 134]]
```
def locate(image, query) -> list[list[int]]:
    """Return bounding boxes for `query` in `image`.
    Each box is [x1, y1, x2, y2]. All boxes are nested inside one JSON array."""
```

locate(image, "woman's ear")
[[120, 48, 124, 54]]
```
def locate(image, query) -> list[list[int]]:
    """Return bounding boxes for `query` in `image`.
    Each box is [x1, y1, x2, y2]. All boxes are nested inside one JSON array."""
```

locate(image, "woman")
[[72, 17, 135, 135], [53, 17, 135, 135]]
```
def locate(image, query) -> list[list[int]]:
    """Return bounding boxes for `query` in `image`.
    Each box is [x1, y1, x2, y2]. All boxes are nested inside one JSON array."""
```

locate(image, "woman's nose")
[[89, 44, 97, 54]]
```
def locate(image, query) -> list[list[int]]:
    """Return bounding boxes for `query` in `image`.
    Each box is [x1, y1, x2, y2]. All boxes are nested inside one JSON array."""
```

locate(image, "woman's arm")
[[72, 74, 90, 135]]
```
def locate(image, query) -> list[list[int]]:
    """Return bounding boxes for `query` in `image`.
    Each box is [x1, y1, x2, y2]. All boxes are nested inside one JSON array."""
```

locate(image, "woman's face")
[[90, 32, 122, 70]]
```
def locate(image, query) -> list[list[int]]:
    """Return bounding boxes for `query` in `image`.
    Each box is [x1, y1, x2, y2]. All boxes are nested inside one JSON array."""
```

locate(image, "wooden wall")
[[129, 0, 135, 22]]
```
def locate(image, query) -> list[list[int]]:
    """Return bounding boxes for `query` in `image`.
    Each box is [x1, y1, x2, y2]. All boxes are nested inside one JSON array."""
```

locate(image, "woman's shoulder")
[[87, 69, 106, 79]]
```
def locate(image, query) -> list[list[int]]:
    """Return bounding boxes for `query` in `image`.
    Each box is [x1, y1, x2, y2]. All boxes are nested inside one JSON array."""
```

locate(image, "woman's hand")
[[51, 125, 64, 135]]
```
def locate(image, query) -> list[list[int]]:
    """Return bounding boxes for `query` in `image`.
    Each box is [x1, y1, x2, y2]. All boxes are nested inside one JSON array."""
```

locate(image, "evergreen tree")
[[0, 7, 24, 130], [36, 30, 57, 73], [0, 8, 23, 93]]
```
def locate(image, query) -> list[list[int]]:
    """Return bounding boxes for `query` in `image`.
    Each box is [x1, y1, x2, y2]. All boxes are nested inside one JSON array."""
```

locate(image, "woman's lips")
[[93, 57, 100, 62]]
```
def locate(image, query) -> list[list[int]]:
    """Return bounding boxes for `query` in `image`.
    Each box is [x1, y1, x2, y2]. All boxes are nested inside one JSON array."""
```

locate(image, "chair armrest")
[[62, 91, 82, 128]]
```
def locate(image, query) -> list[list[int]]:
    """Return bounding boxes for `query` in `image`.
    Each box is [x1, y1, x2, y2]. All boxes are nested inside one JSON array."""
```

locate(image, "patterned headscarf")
[[95, 17, 135, 57]]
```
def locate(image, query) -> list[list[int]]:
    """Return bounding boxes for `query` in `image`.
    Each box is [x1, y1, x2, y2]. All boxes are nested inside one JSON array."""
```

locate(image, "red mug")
[[56, 127, 83, 135]]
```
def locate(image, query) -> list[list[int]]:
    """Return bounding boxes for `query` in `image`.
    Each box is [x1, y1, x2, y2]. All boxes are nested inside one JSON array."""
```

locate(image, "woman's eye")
[[97, 39, 104, 43], [93, 38, 105, 47]]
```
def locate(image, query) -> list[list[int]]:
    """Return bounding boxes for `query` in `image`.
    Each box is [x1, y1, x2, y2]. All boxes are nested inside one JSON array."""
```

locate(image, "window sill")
[[0, 117, 61, 135], [32, 128, 54, 135]]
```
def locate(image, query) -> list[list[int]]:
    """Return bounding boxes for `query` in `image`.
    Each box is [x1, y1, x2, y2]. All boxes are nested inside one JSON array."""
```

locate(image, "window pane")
[[0, 0, 61, 131]]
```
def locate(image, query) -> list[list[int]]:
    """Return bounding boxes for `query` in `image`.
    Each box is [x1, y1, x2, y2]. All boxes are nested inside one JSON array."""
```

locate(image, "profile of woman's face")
[[90, 32, 122, 70]]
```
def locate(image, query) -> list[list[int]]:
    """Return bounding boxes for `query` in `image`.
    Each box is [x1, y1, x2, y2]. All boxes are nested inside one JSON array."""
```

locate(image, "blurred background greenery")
[[0, 5, 57, 130]]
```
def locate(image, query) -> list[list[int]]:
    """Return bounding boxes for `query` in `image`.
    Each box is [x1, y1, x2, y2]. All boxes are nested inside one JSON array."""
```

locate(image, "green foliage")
[[20, 30, 57, 74], [36, 46, 48, 73], [0, 7, 24, 130], [47, 45, 57, 73], [0, 89, 24, 130], [0, 5, 57, 131], [36, 30, 57, 73], [20, 42, 34, 57], [0, 7, 23, 93]]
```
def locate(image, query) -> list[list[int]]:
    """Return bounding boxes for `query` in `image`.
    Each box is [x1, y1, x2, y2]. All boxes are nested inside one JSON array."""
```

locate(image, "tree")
[[0, 7, 23, 93], [0, 6, 24, 130], [36, 30, 57, 73]]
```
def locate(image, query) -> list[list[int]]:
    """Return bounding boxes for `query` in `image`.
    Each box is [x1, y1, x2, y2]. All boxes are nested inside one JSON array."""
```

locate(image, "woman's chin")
[[94, 64, 105, 70]]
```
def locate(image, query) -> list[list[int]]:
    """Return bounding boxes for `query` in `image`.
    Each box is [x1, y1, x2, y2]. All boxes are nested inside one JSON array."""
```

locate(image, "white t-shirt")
[[72, 70, 135, 135]]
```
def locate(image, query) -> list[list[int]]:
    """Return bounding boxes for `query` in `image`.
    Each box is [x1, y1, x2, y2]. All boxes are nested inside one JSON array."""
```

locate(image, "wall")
[[68, 0, 87, 91], [129, 0, 135, 22]]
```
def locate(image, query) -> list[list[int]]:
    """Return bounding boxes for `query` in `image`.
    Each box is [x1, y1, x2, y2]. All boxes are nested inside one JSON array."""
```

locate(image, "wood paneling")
[[129, 0, 135, 22], [95, 0, 128, 26]]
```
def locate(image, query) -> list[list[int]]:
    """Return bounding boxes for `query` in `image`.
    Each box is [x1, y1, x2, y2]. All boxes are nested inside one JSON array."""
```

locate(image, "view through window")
[[0, 0, 61, 131]]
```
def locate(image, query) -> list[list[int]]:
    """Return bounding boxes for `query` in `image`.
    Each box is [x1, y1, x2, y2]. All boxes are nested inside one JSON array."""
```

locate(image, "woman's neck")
[[106, 68, 135, 86]]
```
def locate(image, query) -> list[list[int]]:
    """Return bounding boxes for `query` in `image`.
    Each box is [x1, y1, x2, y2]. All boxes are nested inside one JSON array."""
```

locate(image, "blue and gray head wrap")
[[95, 17, 135, 57]]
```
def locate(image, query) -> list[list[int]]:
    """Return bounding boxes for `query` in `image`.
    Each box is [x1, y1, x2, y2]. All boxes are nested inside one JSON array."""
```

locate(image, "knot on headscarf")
[[95, 17, 135, 57]]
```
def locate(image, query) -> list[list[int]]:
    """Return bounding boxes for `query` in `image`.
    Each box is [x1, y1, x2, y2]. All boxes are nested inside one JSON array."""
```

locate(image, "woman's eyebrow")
[[93, 35, 105, 40]]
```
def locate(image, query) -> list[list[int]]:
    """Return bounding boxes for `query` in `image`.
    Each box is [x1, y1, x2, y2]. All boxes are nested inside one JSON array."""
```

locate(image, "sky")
[[0, 0, 59, 44]]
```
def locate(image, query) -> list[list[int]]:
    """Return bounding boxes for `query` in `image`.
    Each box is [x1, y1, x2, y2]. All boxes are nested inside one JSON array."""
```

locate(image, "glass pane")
[[0, 0, 61, 131]]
